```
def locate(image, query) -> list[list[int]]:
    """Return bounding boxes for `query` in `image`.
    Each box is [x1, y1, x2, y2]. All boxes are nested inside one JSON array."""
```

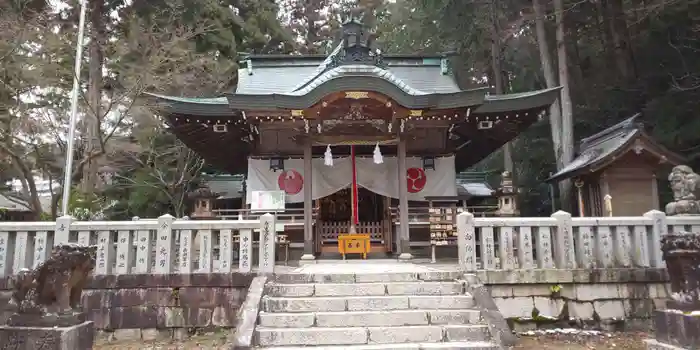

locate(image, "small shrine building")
[[547, 114, 685, 217], [147, 17, 560, 259]]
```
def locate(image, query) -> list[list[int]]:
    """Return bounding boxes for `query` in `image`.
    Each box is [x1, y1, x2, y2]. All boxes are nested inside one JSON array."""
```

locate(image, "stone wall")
[[0, 273, 254, 342], [479, 268, 670, 332]]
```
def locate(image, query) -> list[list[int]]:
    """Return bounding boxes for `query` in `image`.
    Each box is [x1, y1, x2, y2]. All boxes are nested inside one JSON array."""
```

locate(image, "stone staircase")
[[252, 271, 503, 349]]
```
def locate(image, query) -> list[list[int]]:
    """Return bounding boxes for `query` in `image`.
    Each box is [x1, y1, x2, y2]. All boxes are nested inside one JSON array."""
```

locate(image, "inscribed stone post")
[[198, 229, 214, 273], [457, 212, 477, 271], [644, 210, 667, 268], [55, 215, 72, 245], [632, 225, 651, 267], [0, 231, 9, 276], [596, 226, 615, 267], [155, 214, 175, 274], [595, 226, 615, 267], [178, 230, 194, 273], [614, 226, 632, 267], [219, 229, 233, 272], [480, 226, 496, 270], [576, 226, 595, 269], [499, 227, 515, 270], [77, 231, 91, 246], [535, 226, 555, 268], [517, 226, 535, 269], [551, 211, 576, 269], [259, 213, 276, 273], [239, 229, 253, 272], [115, 230, 134, 274], [95, 231, 113, 275], [135, 225, 152, 274], [12, 231, 30, 274], [33, 231, 50, 268]]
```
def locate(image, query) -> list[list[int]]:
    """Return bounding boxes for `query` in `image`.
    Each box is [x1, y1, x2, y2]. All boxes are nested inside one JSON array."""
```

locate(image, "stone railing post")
[[644, 210, 667, 268], [239, 228, 253, 273], [259, 213, 276, 273], [13, 230, 31, 274], [457, 212, 477, 271], [33, 229, 50, 269], [115, 228, 134, 275], [95, 229, 114, 275], [178, 227, 194, 274], [0, 230, 9, 277], [198, 228, 214, 273], [155, 214, 175, 274], [551, 211, 576, 269], [133, 216, 153, 274], [219, 228, 233, 272], [55, 215, 72, 245]]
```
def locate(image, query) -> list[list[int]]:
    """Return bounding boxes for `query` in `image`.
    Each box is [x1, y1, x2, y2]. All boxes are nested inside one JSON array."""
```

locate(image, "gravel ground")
[[93, 331, 649, 350], [513, 331, 648, 349]]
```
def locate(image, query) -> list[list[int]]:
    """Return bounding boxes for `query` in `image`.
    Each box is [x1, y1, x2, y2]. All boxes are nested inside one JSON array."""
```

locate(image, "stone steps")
[[267, 281, 465, 297], [258, 341, 500, 350], [254, 272, 500, 349], [255, 325, 491, 347], [259, 309, 482, 328], [262, 295, 476, 313]]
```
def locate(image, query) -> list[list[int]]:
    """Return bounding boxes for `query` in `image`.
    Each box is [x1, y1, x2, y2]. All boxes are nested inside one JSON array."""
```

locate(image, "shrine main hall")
[[147, 17, 559, 260]]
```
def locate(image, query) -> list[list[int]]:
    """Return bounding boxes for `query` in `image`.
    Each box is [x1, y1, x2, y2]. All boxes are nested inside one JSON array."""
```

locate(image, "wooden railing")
[[1, 209, 696, 276], [213, 208, 308, 222], [389, 206, 499, 223]]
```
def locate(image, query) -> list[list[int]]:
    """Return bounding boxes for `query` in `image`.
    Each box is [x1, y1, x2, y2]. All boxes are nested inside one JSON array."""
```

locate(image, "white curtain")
[[246, 155, 457, 203]]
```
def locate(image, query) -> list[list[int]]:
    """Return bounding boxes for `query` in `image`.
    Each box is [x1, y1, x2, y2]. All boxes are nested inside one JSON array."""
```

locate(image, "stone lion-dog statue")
[[10, 244, 96, 319]]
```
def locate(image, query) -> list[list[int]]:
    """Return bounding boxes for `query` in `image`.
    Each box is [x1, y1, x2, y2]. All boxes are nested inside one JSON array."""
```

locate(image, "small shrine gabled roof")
[[547, 114, 686, 182]]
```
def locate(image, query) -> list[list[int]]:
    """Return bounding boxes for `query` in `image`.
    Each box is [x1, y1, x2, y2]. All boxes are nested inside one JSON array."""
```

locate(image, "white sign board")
[[251, 191, 285, 212]]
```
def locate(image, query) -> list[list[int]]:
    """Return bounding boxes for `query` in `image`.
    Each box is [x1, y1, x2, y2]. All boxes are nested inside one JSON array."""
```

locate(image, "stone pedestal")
[[0, 321, 94, 350], [645, 310, 700, 349]]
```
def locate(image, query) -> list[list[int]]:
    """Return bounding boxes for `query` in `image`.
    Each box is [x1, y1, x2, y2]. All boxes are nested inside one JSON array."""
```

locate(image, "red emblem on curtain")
[[406, 167, 427, 193], [277, 169, 304, 195]]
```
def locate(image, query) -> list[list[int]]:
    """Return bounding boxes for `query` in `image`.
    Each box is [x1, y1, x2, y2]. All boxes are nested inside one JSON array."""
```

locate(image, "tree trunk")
[[533, 0, 564, 161], [604, 0, 636, 80], [81, 0, 105, 194], [554, 0, 575, 212], [489, 0, 513, 173]]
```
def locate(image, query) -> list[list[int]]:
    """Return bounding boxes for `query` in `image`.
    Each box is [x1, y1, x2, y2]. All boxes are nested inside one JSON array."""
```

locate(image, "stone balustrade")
[[457, 209, 699, 271], [1, 209, 699, 276], [0, 213, 276, 277]]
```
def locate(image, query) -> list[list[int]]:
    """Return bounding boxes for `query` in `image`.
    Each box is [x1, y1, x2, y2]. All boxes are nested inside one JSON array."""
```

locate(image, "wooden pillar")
[[397, 139, 412, 259], [301, 141, 315, 260], [651, 173, 660, 210]]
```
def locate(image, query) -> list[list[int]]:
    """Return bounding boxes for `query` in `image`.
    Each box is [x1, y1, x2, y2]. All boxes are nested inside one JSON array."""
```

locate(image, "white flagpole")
[[61, 0, 88, 216]]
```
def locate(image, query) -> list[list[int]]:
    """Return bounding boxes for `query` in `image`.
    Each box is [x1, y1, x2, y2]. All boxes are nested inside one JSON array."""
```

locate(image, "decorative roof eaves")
[[143, 93, 235, 117], [472, 87, 562, 114], [635, 131, 687, 165], [579, 113, 641, 150]]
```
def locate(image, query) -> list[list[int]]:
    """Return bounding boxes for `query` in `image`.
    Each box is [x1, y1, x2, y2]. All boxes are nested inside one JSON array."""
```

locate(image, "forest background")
[[1, 0, 698, 219]]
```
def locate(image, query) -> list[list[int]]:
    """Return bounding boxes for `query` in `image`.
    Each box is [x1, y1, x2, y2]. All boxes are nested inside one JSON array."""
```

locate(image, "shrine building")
[[147, 17, 560, 259]]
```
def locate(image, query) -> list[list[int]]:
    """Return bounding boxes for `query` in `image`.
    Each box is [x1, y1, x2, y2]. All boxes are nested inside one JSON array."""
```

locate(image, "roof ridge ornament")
[[327, 9, 386, 69]]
